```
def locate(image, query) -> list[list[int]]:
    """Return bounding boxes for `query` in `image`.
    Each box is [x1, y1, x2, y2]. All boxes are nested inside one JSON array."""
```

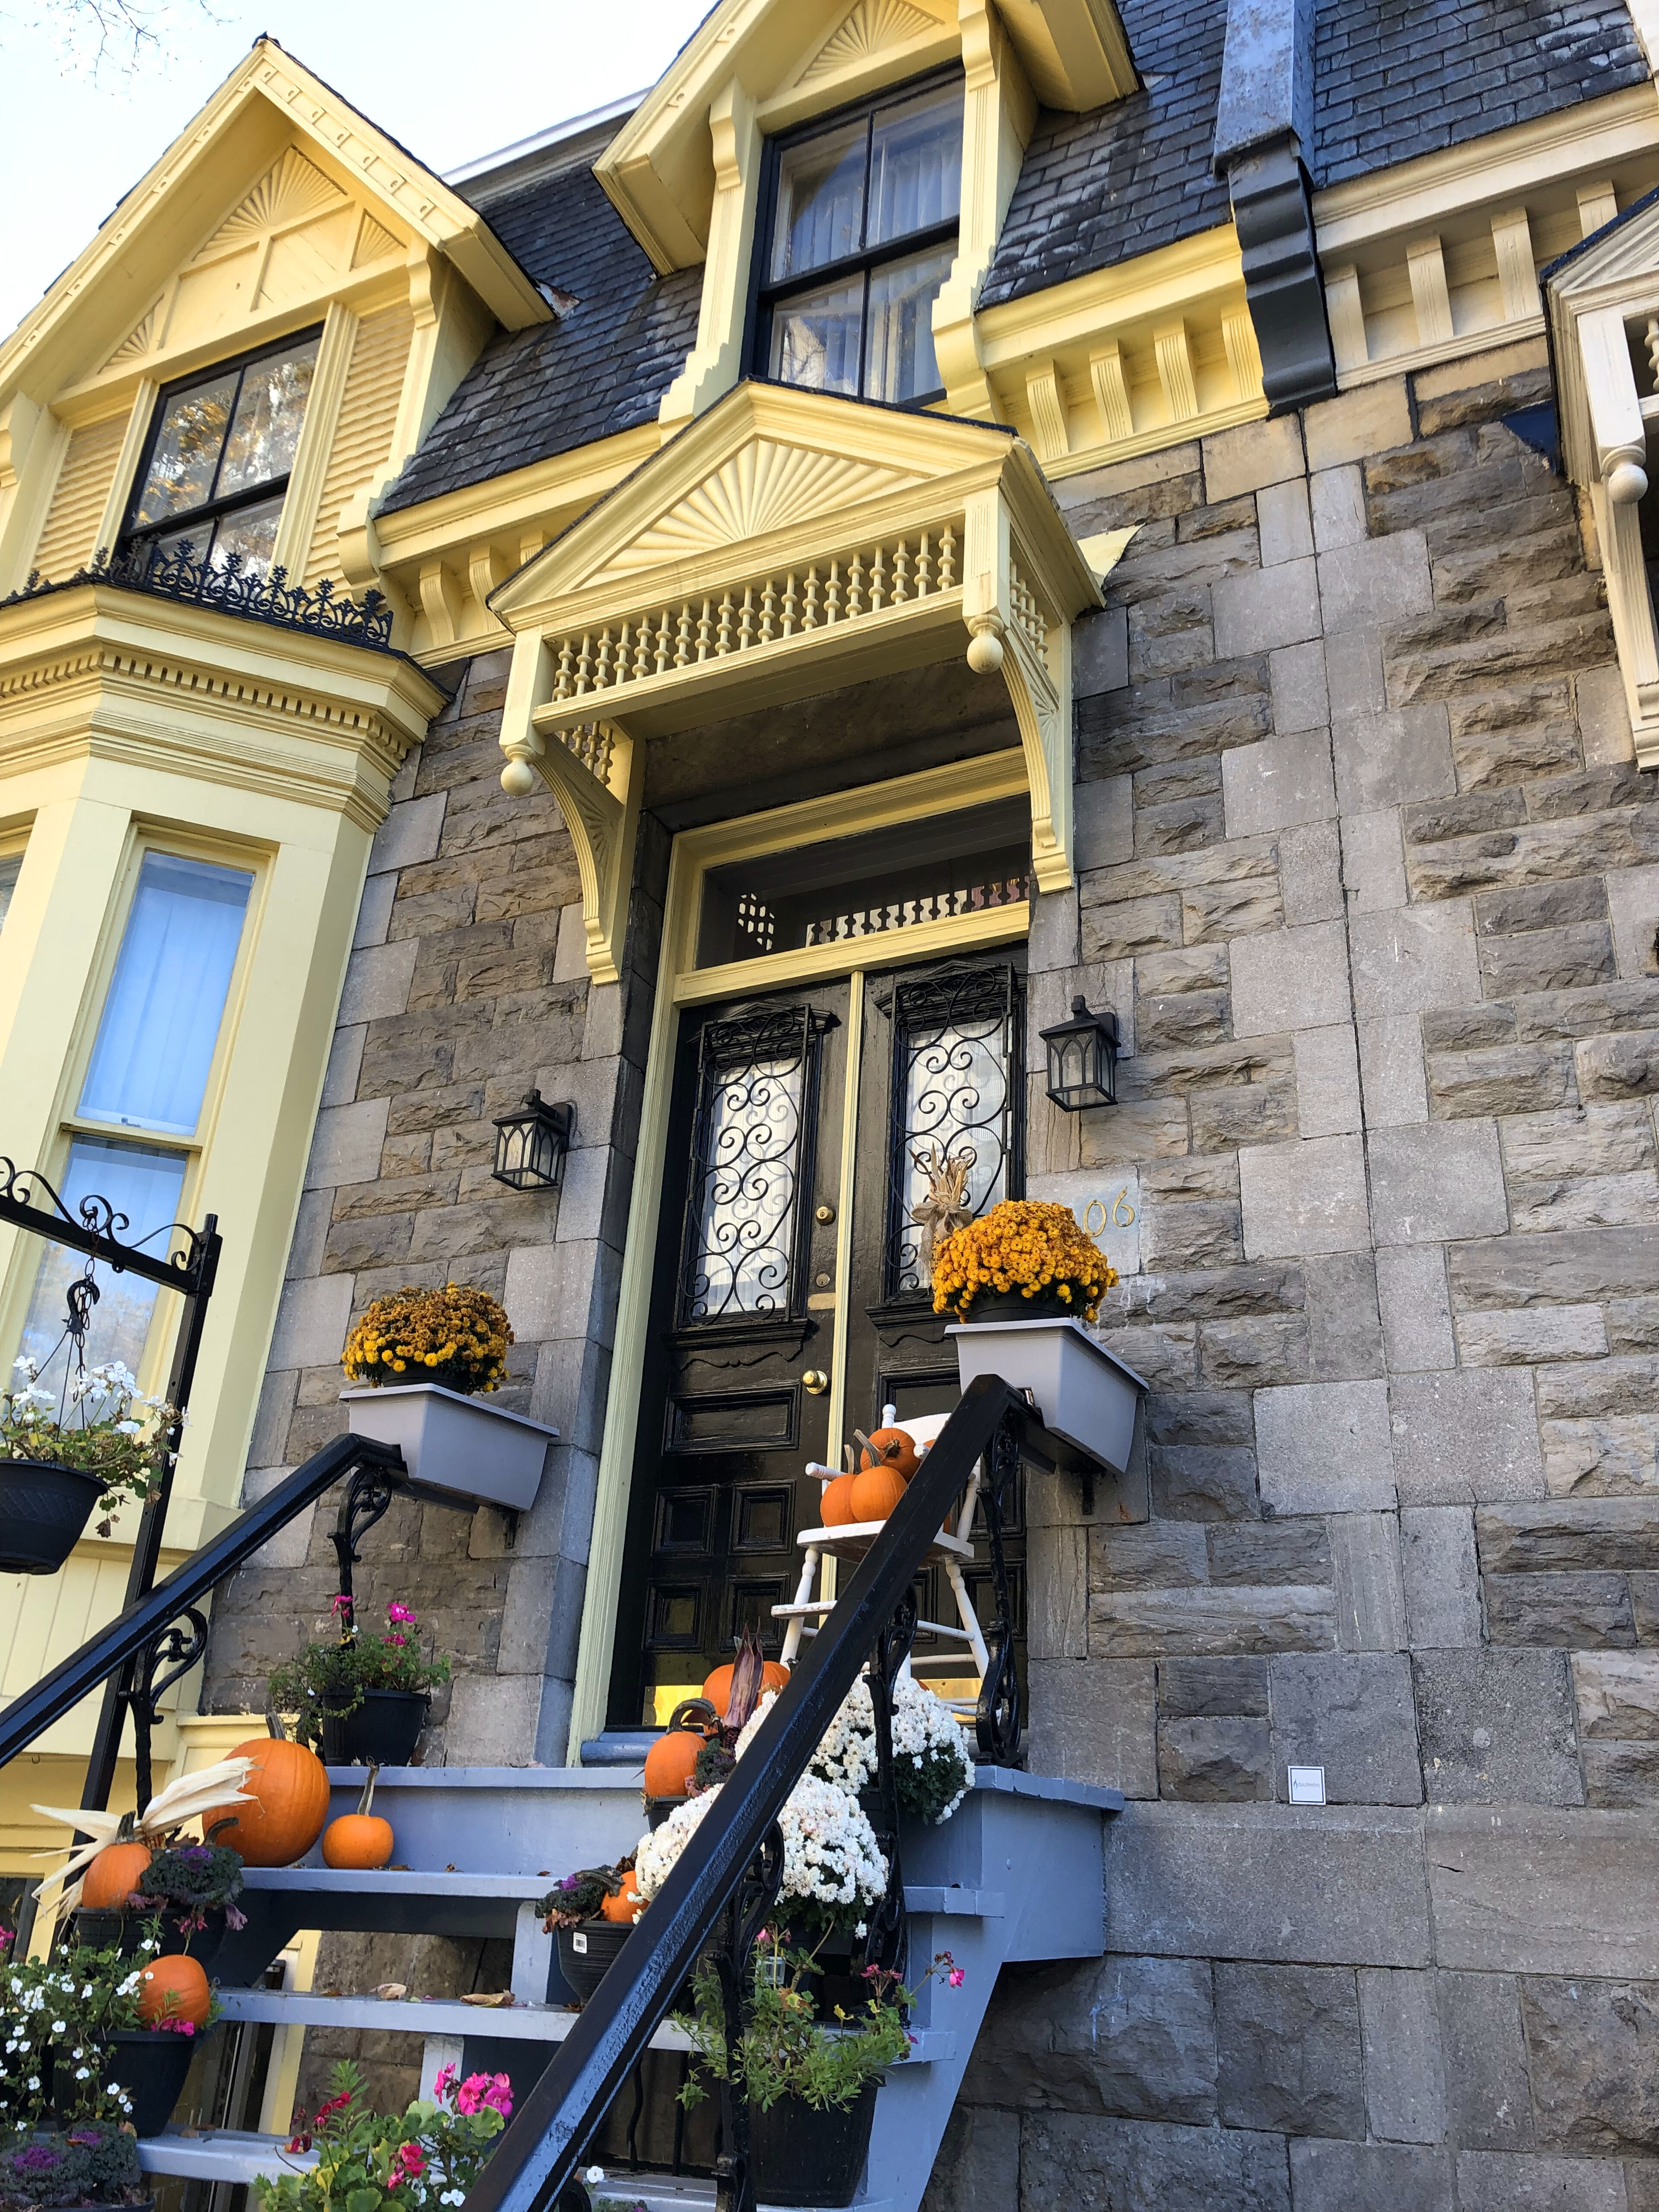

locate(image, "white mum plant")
[[633, 1776, 887, 1930], [737, 1675, 974, 1824]]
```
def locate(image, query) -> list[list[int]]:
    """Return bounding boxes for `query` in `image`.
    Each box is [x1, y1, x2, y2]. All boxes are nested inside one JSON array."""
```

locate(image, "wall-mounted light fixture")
[[1039, 997, 1119, 1111], [492, 1090, 575, 1190]]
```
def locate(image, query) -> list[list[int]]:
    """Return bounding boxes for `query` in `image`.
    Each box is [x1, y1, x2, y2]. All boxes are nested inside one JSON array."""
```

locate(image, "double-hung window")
[[17, 849, 254, 1399], [118, 329, 320, 580], [753, 76, 962, 408]]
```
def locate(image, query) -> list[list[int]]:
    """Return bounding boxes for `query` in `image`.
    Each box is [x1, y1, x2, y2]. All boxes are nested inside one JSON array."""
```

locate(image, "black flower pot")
[[957, 1290, 1077, 1325], [0, 1462, 102, 1574], [556, 1920, 632, 2005], [320, 1689, 428, 1767], [72, 1909, 230, 1978], [70, 2031, 202, 2136], [749, 2086, 877, 2208]]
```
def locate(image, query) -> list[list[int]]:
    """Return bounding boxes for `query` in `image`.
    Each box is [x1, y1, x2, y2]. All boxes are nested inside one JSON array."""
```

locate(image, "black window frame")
[[745, 64, 965, 411], [117, 324, 324, 570]]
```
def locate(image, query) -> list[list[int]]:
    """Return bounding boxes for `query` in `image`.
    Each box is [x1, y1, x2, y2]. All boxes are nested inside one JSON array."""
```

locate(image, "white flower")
[[634, 1790, 720, 1901], [582, 2169, 605, 2187]]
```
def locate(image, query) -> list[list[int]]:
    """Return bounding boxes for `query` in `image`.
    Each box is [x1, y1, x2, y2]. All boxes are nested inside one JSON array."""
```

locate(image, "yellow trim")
[[565, 745, 1030, 1758], [822, 966, 867, 1497]]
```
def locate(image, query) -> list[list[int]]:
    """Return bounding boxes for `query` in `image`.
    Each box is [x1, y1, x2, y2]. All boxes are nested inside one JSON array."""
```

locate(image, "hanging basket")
[[749, 2086, 878, 2207], [0, 1462, 103, 1573], [320, 1690, 429, 1769]]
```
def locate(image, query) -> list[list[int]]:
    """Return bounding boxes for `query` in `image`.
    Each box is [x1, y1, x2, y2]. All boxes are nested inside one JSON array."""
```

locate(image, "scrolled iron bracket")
[[713, 1822, 785, 2212], [128, 1605, 211, 1809], [975, 1415, 1024, 1765], [861, 1586, 918, 1982], [330, 1462, 401, 1635]]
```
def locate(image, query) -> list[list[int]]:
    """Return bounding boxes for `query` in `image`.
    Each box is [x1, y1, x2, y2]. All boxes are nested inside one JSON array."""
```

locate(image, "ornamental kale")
[[0, 2120, 146, 2208], [133, 1843, 246, 1931]]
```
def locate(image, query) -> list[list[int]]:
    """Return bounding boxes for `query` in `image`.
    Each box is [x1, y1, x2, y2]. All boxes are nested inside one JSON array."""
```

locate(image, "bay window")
[[17, 849, 254, 1398], [753, 76, 962, 407], [118, 330, 320, 579]]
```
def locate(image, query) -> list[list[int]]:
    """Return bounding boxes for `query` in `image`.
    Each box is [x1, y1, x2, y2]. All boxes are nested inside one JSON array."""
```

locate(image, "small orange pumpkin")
[[858, 1426, 919, 1482], [850, 1463, 908, 1523], [701, 1658, 789, 1713], [819, 1474, 859, 1527], [322, 1765, 393, 1869], [206, 1721, 331, 1867], [138, 1953, 211, 2030], [81, 1840, 153, 1911], [600, 1869, 645, 1923], [643, 1730, 705, 1801]]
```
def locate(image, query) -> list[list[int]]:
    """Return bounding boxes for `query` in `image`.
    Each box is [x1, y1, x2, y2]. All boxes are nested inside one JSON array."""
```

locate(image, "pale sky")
[[0, 0, 712, 339]]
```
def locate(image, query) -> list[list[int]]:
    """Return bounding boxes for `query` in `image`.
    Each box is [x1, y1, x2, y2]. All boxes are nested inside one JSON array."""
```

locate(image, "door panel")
[[608, 951, 1028, 1729]]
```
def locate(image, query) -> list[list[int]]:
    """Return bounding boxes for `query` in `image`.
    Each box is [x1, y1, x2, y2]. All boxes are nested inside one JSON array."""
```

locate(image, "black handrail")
[[465, 1373, 1033, 2212], [0, 1432, 404, 1774]]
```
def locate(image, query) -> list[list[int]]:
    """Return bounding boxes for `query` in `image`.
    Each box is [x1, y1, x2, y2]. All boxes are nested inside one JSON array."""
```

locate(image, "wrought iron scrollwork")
[[0, 1156, 211, 1285], [975, 1417, 1024, 1765], [861, 1587, 918, 1983], [3, 540, 394, 653], [884, 964, 1024, 1298], [128, 1606, 210, 1809], [713, 1822, 787, 2212], [331, 1464, 400, 1635], [679, 1006, 830, 1327]]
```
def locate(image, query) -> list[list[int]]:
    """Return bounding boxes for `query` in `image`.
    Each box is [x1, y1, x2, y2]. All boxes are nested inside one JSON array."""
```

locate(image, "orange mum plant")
[[930, 1199, 1116, 1324], [342, 1282, 512, 1395]]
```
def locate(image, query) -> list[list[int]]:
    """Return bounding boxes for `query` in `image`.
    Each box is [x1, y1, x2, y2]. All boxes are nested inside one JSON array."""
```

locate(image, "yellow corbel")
[[499, 629, 642, 985]]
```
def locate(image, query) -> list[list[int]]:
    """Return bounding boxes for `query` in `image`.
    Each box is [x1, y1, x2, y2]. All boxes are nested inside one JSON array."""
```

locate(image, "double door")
[[607, 952, 1028, 1728]]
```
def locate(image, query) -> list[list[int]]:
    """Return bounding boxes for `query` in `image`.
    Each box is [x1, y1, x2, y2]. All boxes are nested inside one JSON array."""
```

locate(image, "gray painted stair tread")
[[243, 1868, 554, 1896]]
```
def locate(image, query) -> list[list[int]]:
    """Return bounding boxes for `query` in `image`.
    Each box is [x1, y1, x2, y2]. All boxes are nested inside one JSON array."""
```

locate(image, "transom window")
[[119, 330, 320, 579], [753, 76, 962, 408]]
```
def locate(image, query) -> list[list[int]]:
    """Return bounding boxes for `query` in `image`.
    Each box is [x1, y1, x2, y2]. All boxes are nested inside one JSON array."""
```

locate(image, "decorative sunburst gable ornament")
[[103, 300, 162, 368], [800, 0, 940, 82], [194, 146, 346, 260]]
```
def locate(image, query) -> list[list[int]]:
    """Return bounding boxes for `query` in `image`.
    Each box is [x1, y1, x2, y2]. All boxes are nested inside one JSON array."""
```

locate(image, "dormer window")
[[753, 76, 962, 408], [119, 329, 320, 579]]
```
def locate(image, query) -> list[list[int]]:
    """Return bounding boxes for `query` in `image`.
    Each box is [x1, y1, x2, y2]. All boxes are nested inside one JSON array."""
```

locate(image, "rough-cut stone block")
[[1578, 1030, 1659, 1102], [1360, 1967, 1447, 2143], [1358, 1014, 1430, 1127], [1579, 661, 1635, 768], [1303, 1250, 1384, 1382], [1090, 1584, 1335, 1656], [1450, 1227, 1659, 1309], [1289, 2140, 1453, 2210], [1215, 1962, 1364, 2134], [1521, 1976, 1659, 2153], [369, 791, 446, 875], [1092, 1519, 1208, 1590], [1281, 818, 1345, 926], [1214, 556, 1322, 658], [1158, 1715, 1274, 1798], [1319, 530, 1433, 632], [1414, 1651, 1584, 1805], [1429, 1805, 1659, 1975], [1074, 606, 1130, 697], [1573, 1651, 1659, 1738], [1439, 1969, 1535, 2148], [1583, 1740, 1659, 1803], [1082, 890, 1185, 961], [1230, 920, 1351, 1037], [1027, 1656, 1157, 1798], [1029, 1522, 1088, 1659], [964, 1951, 1218, 2123], [1392, 1368, 1548, 1506], [1270, 1652, 1422, 1804], [1331, 1512, 1408, 1650], [1222, 731, 1336, 839], [919, 2105, 1020, 2212], [1605, 865, 1659, 982], [1019, 2114, 1291, 2212], [1306, 379, 1413, 470], [1106, 1800, 1433, 1966], [1204, 412, 1306, 501], [1370, 1121, 1509, 1247], [1158, 1655, 1271, 1716], [1241, 1135, 1370, 1259], [1292, 1024, 1362, 1139], [1402, 1506, 1483, 1647], [1351, 903, 1481, 1017], [1377, 1245, 1456, 1372], [1270, 639, 1329, 734], [1455, 2151, 1629, 2210], [1334, 702, 1457, 813], [1076, 774, 1135, 868], [1475, 1500, 1659, 1573], [1255, 1379, 1395, 1512], [1484, 1571, 1637, 1647], [1458, 1305, 1608, 1366], [1258, 477, 1314, 566]]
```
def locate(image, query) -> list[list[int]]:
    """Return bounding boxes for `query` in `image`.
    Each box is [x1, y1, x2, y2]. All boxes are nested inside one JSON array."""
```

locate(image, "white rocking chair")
[[772, 1405, 990, 1711]]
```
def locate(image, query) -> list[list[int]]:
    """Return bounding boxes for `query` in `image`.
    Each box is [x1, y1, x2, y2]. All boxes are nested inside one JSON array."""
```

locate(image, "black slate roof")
[[376, 160, 702, 515]]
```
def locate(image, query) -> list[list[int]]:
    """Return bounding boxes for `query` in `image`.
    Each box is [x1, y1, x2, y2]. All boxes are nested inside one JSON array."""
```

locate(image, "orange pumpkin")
[[643, 1729, 704, 1801], [81, 1840, 153, 1911], [819, 1474, 859, 1527], [138, 1953, 211, 2030], [600, 1869, 645, 1923], [207, 1729, 331, 1867], [701, 1658, 789, 1713], [322, 1814, 394, 1869], [850, 1463, 908, 1523], [859, 1426, 919, 1482]]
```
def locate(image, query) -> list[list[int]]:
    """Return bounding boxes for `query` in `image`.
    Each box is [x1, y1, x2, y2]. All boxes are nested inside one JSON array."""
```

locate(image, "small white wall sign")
[[1287, 1765, 1327, 1805]]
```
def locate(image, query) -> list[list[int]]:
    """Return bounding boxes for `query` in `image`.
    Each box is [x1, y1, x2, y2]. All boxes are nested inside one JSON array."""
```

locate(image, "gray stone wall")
[[928, 341, 1659, 2208], [202, 646, 651, 1770]]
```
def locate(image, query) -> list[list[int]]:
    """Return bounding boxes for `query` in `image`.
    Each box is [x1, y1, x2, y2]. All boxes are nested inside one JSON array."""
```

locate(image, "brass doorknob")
[[815, 1204, 836, 1224], [801, 1370, 830, 1395]]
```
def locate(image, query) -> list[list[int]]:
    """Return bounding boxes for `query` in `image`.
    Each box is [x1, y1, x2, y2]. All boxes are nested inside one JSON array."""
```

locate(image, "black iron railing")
[[466, 1372, 1050, 2212], [0, 1431, 406, 1805], [1, 541, 394, 652]]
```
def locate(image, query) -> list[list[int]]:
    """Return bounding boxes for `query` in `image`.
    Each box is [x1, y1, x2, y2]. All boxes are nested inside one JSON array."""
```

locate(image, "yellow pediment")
[[797, 0, 949, 85]]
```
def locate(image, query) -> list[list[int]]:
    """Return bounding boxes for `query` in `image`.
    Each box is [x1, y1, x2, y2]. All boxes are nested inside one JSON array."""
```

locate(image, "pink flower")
[[386, 1633, 409, 1646], [948, 1968, 965, 1988], [331, 1595, 353, 1613], [388, 1602, 416, 1624], [433, 2064, 457, 2102], [394, 2144, 427, 2178], [484, 2073, 512, 2117]]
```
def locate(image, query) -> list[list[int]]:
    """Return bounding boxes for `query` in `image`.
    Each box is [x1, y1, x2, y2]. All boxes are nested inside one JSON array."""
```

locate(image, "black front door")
[[607, 952, 1027, 1730]]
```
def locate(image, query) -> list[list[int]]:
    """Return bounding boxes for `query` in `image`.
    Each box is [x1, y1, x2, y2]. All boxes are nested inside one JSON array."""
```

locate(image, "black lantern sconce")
[[492, 1090, 575, 1190], [1039, 996, 1119, 1111]]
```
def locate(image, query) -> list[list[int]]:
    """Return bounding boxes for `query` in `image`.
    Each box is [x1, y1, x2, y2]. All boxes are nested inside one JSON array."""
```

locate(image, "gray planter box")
[[947, 1318, 1145, 1474], [341, 1384, 557, 1511]]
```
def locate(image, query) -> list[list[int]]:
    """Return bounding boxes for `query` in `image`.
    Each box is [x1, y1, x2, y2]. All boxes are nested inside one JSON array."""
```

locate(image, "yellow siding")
[[303, 301, 412, 588], [32, 413, 130, 581]]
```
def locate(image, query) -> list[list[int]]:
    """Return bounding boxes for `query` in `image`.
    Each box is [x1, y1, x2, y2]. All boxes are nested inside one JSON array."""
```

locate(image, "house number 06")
[[1081, 1189, 1137, 1236]]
